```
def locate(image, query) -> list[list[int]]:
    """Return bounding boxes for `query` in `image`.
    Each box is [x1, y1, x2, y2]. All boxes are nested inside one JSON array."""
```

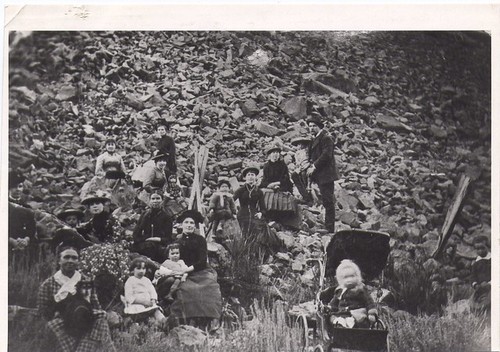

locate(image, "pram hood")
[[325, 229, 390, 282]]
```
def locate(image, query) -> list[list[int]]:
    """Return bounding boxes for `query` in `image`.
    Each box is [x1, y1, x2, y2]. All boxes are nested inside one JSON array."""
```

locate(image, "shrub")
[[384, 307, 490, 352]]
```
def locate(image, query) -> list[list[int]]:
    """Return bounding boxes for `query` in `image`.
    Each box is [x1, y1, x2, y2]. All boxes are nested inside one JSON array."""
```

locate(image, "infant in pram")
[[324, 259, 378, 328]]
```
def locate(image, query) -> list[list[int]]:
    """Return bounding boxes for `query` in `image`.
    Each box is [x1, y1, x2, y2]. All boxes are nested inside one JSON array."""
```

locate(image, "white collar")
[[475, 253, 491, 262]]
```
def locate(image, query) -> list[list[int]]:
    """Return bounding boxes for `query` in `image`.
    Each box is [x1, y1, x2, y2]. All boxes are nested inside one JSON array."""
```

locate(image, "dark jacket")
[[8, 201, 37, 241], [178, 233, 208, 272], [77, 211, 117, 244], [157, 135, 177, 174], [328, 285, 376, 315], [132, 207, 174, 246], [260, 160, 293, 193], [309, 130, 339, 185]]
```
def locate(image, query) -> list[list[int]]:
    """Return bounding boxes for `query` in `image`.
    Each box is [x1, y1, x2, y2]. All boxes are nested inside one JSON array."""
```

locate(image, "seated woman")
[[155, 121, 177, 176], [143, 152, 169, 190], [260, 145, 301, 230], [132, 190, 174, 263], [325, 259, 377, 328], [37, 246, 113, 352], [77, 193, 123, 245], [95, 137, 127, 180], [159, 210, 222, 330]]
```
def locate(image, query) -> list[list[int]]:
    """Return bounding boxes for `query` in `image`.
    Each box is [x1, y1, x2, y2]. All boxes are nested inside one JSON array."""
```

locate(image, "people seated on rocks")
[[208, 179, 237, 241], [160, 210, 222, 330], [153, 243, 189, 303], [233, 166, 266, 237], [77, 192, 124, 245], [123, 257, 166, 327], [470, 235, 491, 312], [132, 190, 175, 263], [155, 121, 177, 176], [323, 259, 377, 329], [94, 137, 127, 180], [290, 136, 313, 204], [37, 246, 114, 352]]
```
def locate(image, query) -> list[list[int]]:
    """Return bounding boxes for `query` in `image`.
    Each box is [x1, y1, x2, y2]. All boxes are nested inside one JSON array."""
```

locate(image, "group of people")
[[9, 111, 491, 351]]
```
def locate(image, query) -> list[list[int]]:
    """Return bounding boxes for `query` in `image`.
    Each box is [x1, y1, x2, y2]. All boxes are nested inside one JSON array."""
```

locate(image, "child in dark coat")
[[328, 259, 377, 328]]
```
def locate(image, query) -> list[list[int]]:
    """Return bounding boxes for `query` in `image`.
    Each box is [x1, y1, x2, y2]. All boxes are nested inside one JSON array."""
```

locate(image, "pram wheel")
[[313, 345, 324, 352]]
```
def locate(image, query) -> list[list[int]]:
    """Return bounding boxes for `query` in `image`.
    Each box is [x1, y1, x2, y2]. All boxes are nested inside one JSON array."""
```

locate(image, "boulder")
[[254, 121, 281, 136], [280, 96, 307, 121]]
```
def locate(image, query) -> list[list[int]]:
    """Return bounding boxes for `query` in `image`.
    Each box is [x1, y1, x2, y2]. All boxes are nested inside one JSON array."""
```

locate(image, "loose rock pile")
[[9, 31, 491, 312]]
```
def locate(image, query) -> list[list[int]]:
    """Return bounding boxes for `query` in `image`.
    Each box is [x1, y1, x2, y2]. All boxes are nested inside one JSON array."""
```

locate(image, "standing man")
[[156, 121, 177, 176], [306, 114, 339, 233]]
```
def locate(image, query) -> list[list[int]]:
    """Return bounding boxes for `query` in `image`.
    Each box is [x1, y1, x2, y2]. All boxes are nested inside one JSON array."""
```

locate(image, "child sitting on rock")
[[123, 258, 165, 325], [208, 179, 237, 239], [153, 244, 189, 303], [327, 259, 377, 328]]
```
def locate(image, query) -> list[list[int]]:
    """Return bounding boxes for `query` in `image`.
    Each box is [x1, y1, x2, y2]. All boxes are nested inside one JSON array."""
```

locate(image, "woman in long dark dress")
[[260, 145, 302, 230], [159, 210, 222, 330], [233, 166, 266, 237]]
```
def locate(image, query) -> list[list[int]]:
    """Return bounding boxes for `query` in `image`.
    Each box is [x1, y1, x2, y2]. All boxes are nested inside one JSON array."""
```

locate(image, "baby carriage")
[[298, 229, 391, 352]]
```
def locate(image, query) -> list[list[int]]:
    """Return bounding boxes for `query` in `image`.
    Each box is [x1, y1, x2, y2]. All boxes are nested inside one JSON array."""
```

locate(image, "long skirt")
[[261, 189, 302, 230], [169, 268, 222, 321]]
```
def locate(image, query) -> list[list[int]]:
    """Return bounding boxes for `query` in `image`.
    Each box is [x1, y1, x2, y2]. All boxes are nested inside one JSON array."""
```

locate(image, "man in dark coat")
[[156, 121, 177, 176], [132, 191, 174, 262], [306, 114, 339, 232], [8, 171, 38, 263]]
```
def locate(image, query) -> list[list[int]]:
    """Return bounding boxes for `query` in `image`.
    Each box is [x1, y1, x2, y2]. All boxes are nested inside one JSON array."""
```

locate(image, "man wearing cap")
[[306, 114, 339, 233], [156, 121, 177, 176]]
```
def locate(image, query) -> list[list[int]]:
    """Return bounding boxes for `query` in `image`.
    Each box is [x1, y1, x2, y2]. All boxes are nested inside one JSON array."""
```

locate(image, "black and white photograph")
[[4, 4, 498, 352]]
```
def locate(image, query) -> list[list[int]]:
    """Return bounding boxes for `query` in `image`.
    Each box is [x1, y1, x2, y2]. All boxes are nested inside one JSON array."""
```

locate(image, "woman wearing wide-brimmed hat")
[[290, 136, 313, 204], [142, 152, 170, 190], [233, 166, 266, 237], [77, 193, 123, 244], [158, 210, 222, 330], [94, 137, 127, 179], [260, 144, 302, 230]]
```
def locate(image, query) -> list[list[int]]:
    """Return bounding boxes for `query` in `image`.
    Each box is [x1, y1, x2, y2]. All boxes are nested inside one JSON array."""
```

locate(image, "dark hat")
[[57, 208, 85, 221], [306, 113, 324, 129], [151, 152, 169, 162], [9, 170, 25, 189], [81, 193, 109, 206], [217, 178, 231, 188], [265, 145, 281, 155], [176, 209, 204, 226], [290, 136, 312, 146], [241, 166, 260, 178], [52, 228, 93, 251]]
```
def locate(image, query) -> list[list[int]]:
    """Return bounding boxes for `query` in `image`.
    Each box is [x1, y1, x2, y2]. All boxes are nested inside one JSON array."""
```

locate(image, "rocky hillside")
[[8, 31, 491, 311]]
